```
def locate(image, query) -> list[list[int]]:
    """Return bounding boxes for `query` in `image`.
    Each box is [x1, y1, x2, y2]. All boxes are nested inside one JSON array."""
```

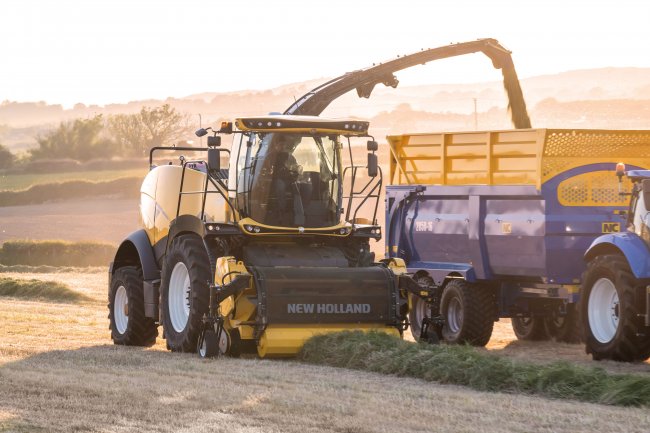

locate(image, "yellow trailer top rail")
[[387, 129, 650, 190]]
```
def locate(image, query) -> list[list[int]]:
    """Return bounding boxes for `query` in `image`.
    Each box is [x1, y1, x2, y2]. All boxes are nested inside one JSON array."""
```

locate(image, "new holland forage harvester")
[[107, 39, 527, 357]]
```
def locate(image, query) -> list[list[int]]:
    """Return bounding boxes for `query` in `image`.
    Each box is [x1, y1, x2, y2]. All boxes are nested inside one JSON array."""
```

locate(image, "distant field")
[[0, 168, 145, 191]]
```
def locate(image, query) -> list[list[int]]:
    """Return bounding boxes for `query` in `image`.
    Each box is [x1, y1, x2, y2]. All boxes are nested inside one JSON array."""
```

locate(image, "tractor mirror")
[[207, 135, 221, 147], [368, 153, 378, 178], [643, 179, 650, 211], [195, 128, 208, 137], [208, 147, 220, 173], [367, 140, 378, 152]]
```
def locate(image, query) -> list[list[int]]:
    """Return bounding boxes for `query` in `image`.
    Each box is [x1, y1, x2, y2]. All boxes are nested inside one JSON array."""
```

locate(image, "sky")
[[1, 0, 649, 108]]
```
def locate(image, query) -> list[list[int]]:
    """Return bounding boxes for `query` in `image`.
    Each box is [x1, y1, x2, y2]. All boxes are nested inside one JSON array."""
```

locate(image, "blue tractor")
[[582, 164, 650, 361]]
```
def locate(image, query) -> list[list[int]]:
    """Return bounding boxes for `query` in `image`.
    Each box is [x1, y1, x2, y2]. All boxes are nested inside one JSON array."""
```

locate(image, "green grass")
[[0, 168, 144, 191], [0, 177, 141, 206], [299, 331, 650, 407], [0, 277, 89, 303], [0, 240, 115, 267]]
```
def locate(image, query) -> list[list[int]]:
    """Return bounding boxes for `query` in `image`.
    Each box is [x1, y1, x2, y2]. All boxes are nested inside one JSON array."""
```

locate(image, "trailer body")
[[386, 129, 650, 318]]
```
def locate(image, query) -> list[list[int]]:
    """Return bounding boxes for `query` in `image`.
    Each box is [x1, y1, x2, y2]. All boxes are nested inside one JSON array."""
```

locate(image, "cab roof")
[[627, 170, 650, 181], [235, 115, 369, 135]]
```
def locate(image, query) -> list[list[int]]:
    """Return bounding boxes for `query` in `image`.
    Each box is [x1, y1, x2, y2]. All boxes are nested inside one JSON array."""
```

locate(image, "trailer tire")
[[109, 266, 158, 346], [408, 276, 435, 341], [582, 254, 650, 362], [544, 304, 583, 344], [161, 234, 211, 353], [440, 279, 495, 346], [511, 317, 548, 341]]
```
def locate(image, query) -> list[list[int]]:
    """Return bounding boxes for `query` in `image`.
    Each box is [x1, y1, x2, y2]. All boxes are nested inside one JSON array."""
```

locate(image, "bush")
[[0, 240, 116, 267], [0, 143, 14, 169], [299, 331, 650, 407]]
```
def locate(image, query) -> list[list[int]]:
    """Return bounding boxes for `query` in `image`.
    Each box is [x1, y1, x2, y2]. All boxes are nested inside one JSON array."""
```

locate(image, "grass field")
[[1, 270, 649, 432], [0, 168, 144, 191]]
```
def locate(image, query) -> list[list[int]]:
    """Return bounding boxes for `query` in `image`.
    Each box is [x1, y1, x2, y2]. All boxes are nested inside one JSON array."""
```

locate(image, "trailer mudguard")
[[585, 232, 650, 279]]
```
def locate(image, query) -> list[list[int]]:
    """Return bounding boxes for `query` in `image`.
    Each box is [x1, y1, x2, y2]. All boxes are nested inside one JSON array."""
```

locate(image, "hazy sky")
[[1, 0, 649, 107]]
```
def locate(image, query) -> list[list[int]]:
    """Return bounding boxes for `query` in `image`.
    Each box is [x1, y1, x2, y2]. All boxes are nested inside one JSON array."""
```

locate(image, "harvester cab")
[[109, 114, 415, 359]]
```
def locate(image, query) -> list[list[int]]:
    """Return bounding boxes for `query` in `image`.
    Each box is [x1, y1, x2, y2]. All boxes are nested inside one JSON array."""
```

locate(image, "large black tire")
[[581, 254, 650, 362], [544, 304, 583, 344], [408, 275, 435, 341], [440, 279, 495, 346], [160, 234, 211, 353], [108, 266, 158, 346], [511, 316, 548, 341]]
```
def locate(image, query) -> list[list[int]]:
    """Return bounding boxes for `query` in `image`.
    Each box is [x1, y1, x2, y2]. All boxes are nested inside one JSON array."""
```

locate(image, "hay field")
[[1, 270, 649, 432]]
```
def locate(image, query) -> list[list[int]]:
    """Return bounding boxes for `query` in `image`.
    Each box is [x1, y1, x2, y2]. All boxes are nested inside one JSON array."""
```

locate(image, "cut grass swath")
[[299, 331, 650, 407], [0, 277, 90, 303]]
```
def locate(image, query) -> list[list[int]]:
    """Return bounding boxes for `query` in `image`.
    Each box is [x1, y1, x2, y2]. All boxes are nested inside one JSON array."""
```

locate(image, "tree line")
[[26, 104, 193, 162]]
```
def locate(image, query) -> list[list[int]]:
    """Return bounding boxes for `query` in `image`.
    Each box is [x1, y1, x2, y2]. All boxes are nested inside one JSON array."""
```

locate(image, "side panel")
[[386, 185, 542, 281]]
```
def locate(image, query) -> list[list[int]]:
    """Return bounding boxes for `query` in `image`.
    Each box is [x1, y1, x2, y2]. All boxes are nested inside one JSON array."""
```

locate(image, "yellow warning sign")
[[602, 222, 621, 233]]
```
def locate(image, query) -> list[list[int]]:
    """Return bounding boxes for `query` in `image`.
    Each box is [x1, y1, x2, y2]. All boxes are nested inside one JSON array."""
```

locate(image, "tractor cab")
[[620, 167, 650, 241]]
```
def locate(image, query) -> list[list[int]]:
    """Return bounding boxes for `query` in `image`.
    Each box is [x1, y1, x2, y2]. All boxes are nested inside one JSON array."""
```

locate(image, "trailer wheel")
[[511, 317, 548, 341], [160, 234, 211, 352], [582, 255, 650, 361], [440, 279, 495, 346], [408, 276, 434, 341], [544, 304, 583, 343], [108, 266, 158, 346]]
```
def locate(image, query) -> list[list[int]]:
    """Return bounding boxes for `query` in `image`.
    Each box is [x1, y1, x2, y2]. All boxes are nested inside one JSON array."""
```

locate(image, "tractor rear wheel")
[[511, 316, 548, 341], [108, 266, 158, 346], [440, 279, 495, 346], [582, 255, 650, 361], [160, 234, 211, 353]]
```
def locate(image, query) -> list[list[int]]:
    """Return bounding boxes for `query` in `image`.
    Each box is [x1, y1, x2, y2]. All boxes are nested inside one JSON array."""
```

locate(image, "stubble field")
[[1, 270, 649, 433]]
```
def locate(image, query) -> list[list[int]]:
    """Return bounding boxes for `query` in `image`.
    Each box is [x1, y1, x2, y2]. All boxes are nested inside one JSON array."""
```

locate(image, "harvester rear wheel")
[[160, 234, 211, 353], [440, 279, 495, 346], [108, 266, 158, 346], [511, 317, 548, 341], [581, 255, 650, 361]]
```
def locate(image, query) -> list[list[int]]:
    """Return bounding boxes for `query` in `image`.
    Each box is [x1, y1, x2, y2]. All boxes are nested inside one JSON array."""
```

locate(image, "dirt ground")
[[1, 270, 649, 433]]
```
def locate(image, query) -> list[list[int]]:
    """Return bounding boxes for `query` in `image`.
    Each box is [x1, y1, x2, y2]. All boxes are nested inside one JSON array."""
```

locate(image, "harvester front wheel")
[[440, 279, 495, 346], [160, 234, 211, 352], [108, 266, 158, 346], [581, 255, 650, 361]]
